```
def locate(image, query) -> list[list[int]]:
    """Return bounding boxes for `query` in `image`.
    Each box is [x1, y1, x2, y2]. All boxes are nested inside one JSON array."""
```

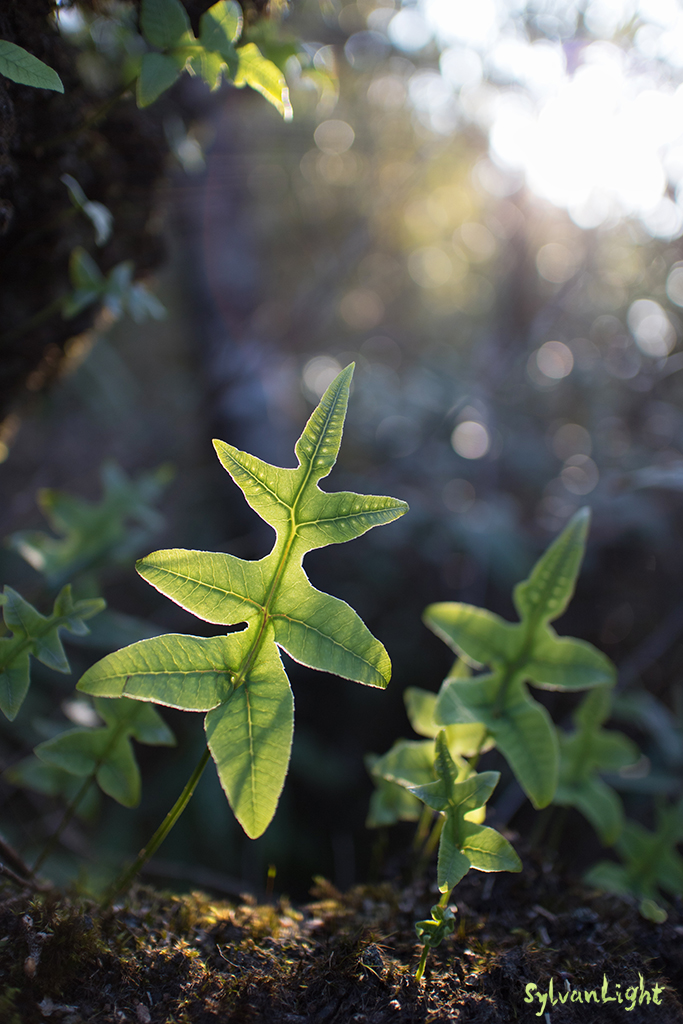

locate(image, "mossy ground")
[[1, 852, 682, 1023]]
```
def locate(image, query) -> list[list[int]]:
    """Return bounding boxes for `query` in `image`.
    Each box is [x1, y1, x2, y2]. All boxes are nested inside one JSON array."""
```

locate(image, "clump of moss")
[[1, 860, 682, 1023]]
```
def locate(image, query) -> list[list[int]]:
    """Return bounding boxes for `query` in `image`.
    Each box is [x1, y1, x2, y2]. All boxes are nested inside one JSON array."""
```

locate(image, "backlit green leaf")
[[79, 366, 407, 837], [365, 754, 422, 827], [0, 40, 63, 92], [234, 43, 292, 120], [200, 1, 242, 59], [526, 628, 615, 690], [460, 821, 522, 873], [435, 674, 558, 808], [427, 510, 614, 808], [423, 604, 519, 667], [189, 47, 232, 90], [371, 739, 438, 790], [404, 733, 520, 892], [513, 506, 589, 625], [404, 686, 490, 756]]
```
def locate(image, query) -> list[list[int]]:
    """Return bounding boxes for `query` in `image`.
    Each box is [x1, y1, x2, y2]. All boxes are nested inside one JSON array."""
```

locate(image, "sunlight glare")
[[415, 0, 683, 235]]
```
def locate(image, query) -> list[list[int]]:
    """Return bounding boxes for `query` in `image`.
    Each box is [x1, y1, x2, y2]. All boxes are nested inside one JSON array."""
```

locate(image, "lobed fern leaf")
[[78, 365, 408, 837]]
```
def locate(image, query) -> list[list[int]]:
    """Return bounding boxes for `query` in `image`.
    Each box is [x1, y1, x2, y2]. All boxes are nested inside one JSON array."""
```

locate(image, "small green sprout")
[[6, 697, 175, 874], [62, 248, 166, 323], [407, 732, 521, 980]]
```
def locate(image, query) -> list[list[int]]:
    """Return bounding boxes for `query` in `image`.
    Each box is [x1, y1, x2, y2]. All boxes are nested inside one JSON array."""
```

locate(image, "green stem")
[[529, 805, 554, 850], [101, 745, 211, 908], [37, 80, 134, 153], [412, 804, 433, 852], [31, 774, 95, 876], [414, 812, 445, 881], [415, 888, 453, 983], [415, 944, 430, 983], [0, 296, 65, 348], [545, 804, 569, 857], [32, 715, 133, 875]]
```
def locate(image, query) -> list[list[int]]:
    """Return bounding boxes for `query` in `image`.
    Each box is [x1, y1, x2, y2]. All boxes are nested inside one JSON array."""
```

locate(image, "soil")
[[1, 851, 682, 1024]]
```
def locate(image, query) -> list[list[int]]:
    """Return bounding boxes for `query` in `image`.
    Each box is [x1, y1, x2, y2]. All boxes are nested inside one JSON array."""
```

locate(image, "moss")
[[1, 860, 682, 1023]]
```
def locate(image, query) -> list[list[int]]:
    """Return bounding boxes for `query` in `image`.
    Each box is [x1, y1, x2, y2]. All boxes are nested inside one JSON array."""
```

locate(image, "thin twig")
[[0, 834, 34, 880]]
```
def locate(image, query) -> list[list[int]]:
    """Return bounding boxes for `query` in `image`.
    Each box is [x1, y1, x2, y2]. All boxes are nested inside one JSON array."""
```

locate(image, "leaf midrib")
[[232, 380, 343, 689]]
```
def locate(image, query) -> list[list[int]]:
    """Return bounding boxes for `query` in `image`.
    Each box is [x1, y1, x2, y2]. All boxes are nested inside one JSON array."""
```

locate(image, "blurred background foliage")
[[2, 0, 683, 900]]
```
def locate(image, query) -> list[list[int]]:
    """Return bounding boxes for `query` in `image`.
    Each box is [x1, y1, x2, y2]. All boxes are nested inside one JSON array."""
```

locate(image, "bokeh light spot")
[[535, 341, 574, 379], [536, 242, 579, 283], [302, 356, 343, 400], [314, 120, 355, 155], [451, 420, 490, 459], [561, 455, 600, 494], [666, 264, 683, 306], [552, 423, 593, 460], [408, 246, 453, 287], [339, 289, 385, 330], [443, 477, 476, 512], [627, 299, 676, 357]]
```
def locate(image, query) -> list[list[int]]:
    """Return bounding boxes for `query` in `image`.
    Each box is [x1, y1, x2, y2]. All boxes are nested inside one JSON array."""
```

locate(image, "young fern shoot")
[[77, 365, 407, 892], [409, 733, 521, 980], [427, 508, 616, 809]]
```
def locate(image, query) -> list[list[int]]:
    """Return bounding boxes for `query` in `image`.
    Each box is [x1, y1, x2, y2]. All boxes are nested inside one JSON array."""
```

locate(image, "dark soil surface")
[[1, 853, 682, 1024]]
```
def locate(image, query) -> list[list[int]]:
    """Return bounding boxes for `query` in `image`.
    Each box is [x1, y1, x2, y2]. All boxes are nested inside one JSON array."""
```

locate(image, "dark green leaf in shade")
[[554, 684, 639, 844], [137, 51, 182, 107], [8, 462, 171, 589], [0, 40, 64, 91], [33, 697, 175, 808], [0, 586, 105, 721], [139, 0, 191, 50], [585, 797, 683, 919]]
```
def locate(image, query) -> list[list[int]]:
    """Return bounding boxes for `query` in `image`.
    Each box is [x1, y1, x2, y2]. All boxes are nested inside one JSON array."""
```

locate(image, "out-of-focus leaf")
[[234, 43, 292, 120], [139, 0, 191, 50], [0, 40, 63, 91], [0, 586, 105, 721], [8, 462, 171, 588], [137, 51, 182, 107], [34, 697, 175, 808]]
